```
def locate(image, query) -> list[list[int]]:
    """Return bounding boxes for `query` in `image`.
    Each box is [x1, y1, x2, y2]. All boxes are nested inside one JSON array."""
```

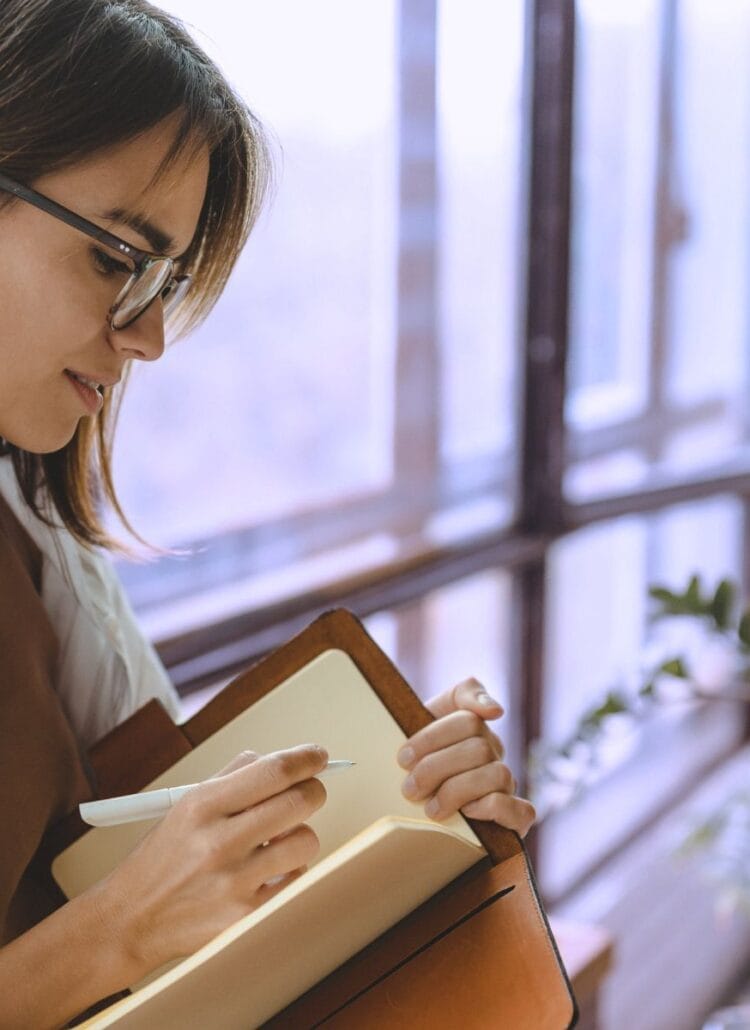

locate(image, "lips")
[[67, 370, 104, 396], [64, 370, 105, 414], [64, 367, 122, 391]]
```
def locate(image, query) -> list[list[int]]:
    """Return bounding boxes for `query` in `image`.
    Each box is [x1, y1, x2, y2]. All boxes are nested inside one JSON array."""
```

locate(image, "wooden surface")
[[551, 919, 615, 1029]]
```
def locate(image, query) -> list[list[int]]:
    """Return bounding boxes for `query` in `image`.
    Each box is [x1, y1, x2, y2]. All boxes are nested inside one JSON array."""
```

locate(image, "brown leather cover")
[[48, 609, 578, 1028]]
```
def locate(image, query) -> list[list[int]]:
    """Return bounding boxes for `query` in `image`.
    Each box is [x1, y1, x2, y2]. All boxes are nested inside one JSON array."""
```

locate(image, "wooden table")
[[551, 919, 615, 1029]]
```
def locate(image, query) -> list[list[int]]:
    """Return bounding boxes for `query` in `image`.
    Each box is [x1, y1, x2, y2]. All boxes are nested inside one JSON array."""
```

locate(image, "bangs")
[[145, 104, 277, 342]]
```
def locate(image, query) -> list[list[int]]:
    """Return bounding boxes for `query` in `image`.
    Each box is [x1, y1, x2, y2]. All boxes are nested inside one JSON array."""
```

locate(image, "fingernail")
[[397, 746, 416, 769], [402, 774, 418, 799], [425, 797, 440, 818], [477, 692, 500, 709]]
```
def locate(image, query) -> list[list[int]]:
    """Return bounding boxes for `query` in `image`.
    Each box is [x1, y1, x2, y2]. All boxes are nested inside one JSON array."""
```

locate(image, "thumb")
[[426, 678, 504, 720]]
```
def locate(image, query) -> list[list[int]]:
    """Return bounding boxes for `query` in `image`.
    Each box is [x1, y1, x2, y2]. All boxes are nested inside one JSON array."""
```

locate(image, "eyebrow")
[[101, 206, 178, 257]]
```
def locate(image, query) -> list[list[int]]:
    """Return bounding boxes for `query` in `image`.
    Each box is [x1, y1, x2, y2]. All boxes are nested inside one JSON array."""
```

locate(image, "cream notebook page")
[[53, 647, 482, 896], [81, 819, 485, 1029]]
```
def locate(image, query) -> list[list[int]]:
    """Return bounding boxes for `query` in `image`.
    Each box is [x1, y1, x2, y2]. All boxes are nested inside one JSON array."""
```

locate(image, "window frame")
[[118, 0, 750, 904]]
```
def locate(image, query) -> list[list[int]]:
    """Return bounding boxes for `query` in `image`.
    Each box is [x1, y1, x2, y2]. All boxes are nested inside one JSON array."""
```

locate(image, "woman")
[[0, 1, 535, 1025]]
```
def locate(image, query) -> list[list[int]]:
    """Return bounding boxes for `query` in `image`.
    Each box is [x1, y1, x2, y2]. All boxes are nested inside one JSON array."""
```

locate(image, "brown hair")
[[0, 0, 273, 549]]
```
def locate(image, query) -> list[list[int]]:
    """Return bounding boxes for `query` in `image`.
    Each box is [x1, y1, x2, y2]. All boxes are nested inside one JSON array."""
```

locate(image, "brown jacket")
[[0, 493, 91, 944]]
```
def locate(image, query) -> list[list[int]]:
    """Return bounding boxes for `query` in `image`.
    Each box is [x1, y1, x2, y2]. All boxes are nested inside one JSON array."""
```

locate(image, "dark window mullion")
[[513, 0, 576, 868]]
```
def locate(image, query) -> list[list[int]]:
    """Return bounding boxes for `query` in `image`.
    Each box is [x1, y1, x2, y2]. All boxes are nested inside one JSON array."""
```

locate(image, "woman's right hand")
[[90, 743, 329, 981]]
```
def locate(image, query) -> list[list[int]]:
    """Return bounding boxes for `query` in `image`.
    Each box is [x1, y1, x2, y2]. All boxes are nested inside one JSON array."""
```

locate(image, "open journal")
[[53, 648, 486, 1027], [48, 609, 577, 1029]]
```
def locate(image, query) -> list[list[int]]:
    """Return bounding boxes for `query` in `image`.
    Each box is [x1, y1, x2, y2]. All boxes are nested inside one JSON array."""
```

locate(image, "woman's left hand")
[[397, 678, 535, 838]]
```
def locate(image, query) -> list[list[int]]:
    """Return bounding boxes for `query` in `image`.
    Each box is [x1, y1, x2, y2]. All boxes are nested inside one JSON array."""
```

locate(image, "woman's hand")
[[397, 678, 535, 837], [94, 744, 329, 981]]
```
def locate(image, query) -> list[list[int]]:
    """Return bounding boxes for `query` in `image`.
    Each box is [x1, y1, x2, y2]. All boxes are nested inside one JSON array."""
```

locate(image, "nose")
[[108, 297, 166, 362]]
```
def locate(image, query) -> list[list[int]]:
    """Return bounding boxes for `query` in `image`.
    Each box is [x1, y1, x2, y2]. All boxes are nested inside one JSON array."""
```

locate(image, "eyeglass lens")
[[110, 260, 173, 330]]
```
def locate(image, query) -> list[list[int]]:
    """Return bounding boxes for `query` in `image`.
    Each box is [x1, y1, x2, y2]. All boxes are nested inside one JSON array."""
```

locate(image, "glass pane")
[[665, 0, 750, 449], [565, 0, 750, 502], [183, 572, 513, 754], [437, 0, 525, 473], [112, 1, 397, 546], [366, 570, 515, 762], [566, 0, 660, 429], [538, 497, 745, 898]]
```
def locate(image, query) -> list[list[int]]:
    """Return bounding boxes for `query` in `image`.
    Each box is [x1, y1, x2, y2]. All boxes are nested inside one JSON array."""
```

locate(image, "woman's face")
[[0, 117, 209, 453]]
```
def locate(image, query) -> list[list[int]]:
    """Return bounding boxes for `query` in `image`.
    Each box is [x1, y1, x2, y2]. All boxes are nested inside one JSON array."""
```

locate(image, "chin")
[[1, 420, 80, 455]]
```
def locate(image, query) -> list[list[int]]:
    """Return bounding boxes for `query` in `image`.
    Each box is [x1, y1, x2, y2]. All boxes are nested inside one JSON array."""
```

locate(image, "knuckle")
[[490, 731, 505, 757], [496, 763, 514, 792], [482, 739, 497, 763], [308, 777, 327, 811], [434, 783, 454, 812], [467, 736, 495, 764], [281, 785, 306, 821], [296, 824, 321, 862], [262, 753, 291, 792], [292, 780, 326, 818], [410, 763, 430, 794], [489, 792, 510, 820], [275, 751, 297, 779], [521, 799, 537, 824], [178, 785, 211, 823], [459, 710, 483, 735], [196, 828, 228, 871]]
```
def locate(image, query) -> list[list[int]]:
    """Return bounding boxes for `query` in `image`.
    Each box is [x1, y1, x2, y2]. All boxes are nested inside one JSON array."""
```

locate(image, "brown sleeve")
[[0, 494, 91, 943]]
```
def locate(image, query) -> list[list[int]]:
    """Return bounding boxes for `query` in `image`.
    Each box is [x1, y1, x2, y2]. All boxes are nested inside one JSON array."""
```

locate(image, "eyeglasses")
[[0, 171, 191, 330]]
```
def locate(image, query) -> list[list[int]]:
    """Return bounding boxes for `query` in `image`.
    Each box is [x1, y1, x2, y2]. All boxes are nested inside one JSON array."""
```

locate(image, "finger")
[[254, 866, 308, 907], [460, 793, 536, 838], [487, 730, 505, 762], [211, 750, 260, 778], [422, 762, 515, 820], [398, 709, 499, 769], [425, 677, 504, 721], [226, 778, 327, 859], [401, 736, 500, 802], [248, 824, 320, 884], [191, 744, 328, 817]]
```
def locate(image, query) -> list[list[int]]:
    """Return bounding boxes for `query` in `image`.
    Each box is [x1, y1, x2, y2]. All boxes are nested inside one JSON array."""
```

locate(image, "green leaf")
[[578, 691, 631, 736], [711, 579, 735, 631], [678, 817, 724, 854], [639, 681, 655, 697], [739, 611, 750, 650], [686, 574, 702, 609], [648, 579, 712, 619], [648, 586, 688, 619], [659, 657, 688, 678]]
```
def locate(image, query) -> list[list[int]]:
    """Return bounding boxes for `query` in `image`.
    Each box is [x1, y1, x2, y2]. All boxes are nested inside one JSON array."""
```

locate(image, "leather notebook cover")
[[49, 609, 577, 1028]]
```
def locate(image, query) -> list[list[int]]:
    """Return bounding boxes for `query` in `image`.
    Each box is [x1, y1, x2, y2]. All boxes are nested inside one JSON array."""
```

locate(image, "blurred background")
[[110, 1, 750, 1026]]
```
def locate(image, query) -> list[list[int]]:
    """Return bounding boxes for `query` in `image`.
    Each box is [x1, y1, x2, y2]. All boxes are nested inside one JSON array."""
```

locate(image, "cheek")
[[1, 251, 106, 365], [0, 244, 104, 452]]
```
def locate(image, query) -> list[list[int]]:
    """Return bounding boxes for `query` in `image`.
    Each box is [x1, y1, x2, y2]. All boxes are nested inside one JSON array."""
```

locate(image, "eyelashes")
[[91, 246, 132, 278]]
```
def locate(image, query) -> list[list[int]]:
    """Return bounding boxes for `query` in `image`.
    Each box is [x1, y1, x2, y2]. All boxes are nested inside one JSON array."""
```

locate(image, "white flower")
[[691, 638, 739, 694]]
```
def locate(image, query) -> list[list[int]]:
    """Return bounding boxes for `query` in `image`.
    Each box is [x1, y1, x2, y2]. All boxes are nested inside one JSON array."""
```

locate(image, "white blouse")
[[0, 456, 181, 749]]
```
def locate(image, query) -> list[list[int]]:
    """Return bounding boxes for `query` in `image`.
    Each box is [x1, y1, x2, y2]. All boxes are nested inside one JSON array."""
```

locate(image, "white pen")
[[79, 760, 356, 828]]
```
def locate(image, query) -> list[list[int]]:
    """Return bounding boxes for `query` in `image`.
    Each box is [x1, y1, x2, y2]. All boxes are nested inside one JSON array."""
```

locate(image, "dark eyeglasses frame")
[[0, 170, 190, 330]]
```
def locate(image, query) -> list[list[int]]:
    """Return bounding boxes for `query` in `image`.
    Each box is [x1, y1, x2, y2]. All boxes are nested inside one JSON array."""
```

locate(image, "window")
[[115, 0, 528, 689], [113, 1, 750, 929]]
